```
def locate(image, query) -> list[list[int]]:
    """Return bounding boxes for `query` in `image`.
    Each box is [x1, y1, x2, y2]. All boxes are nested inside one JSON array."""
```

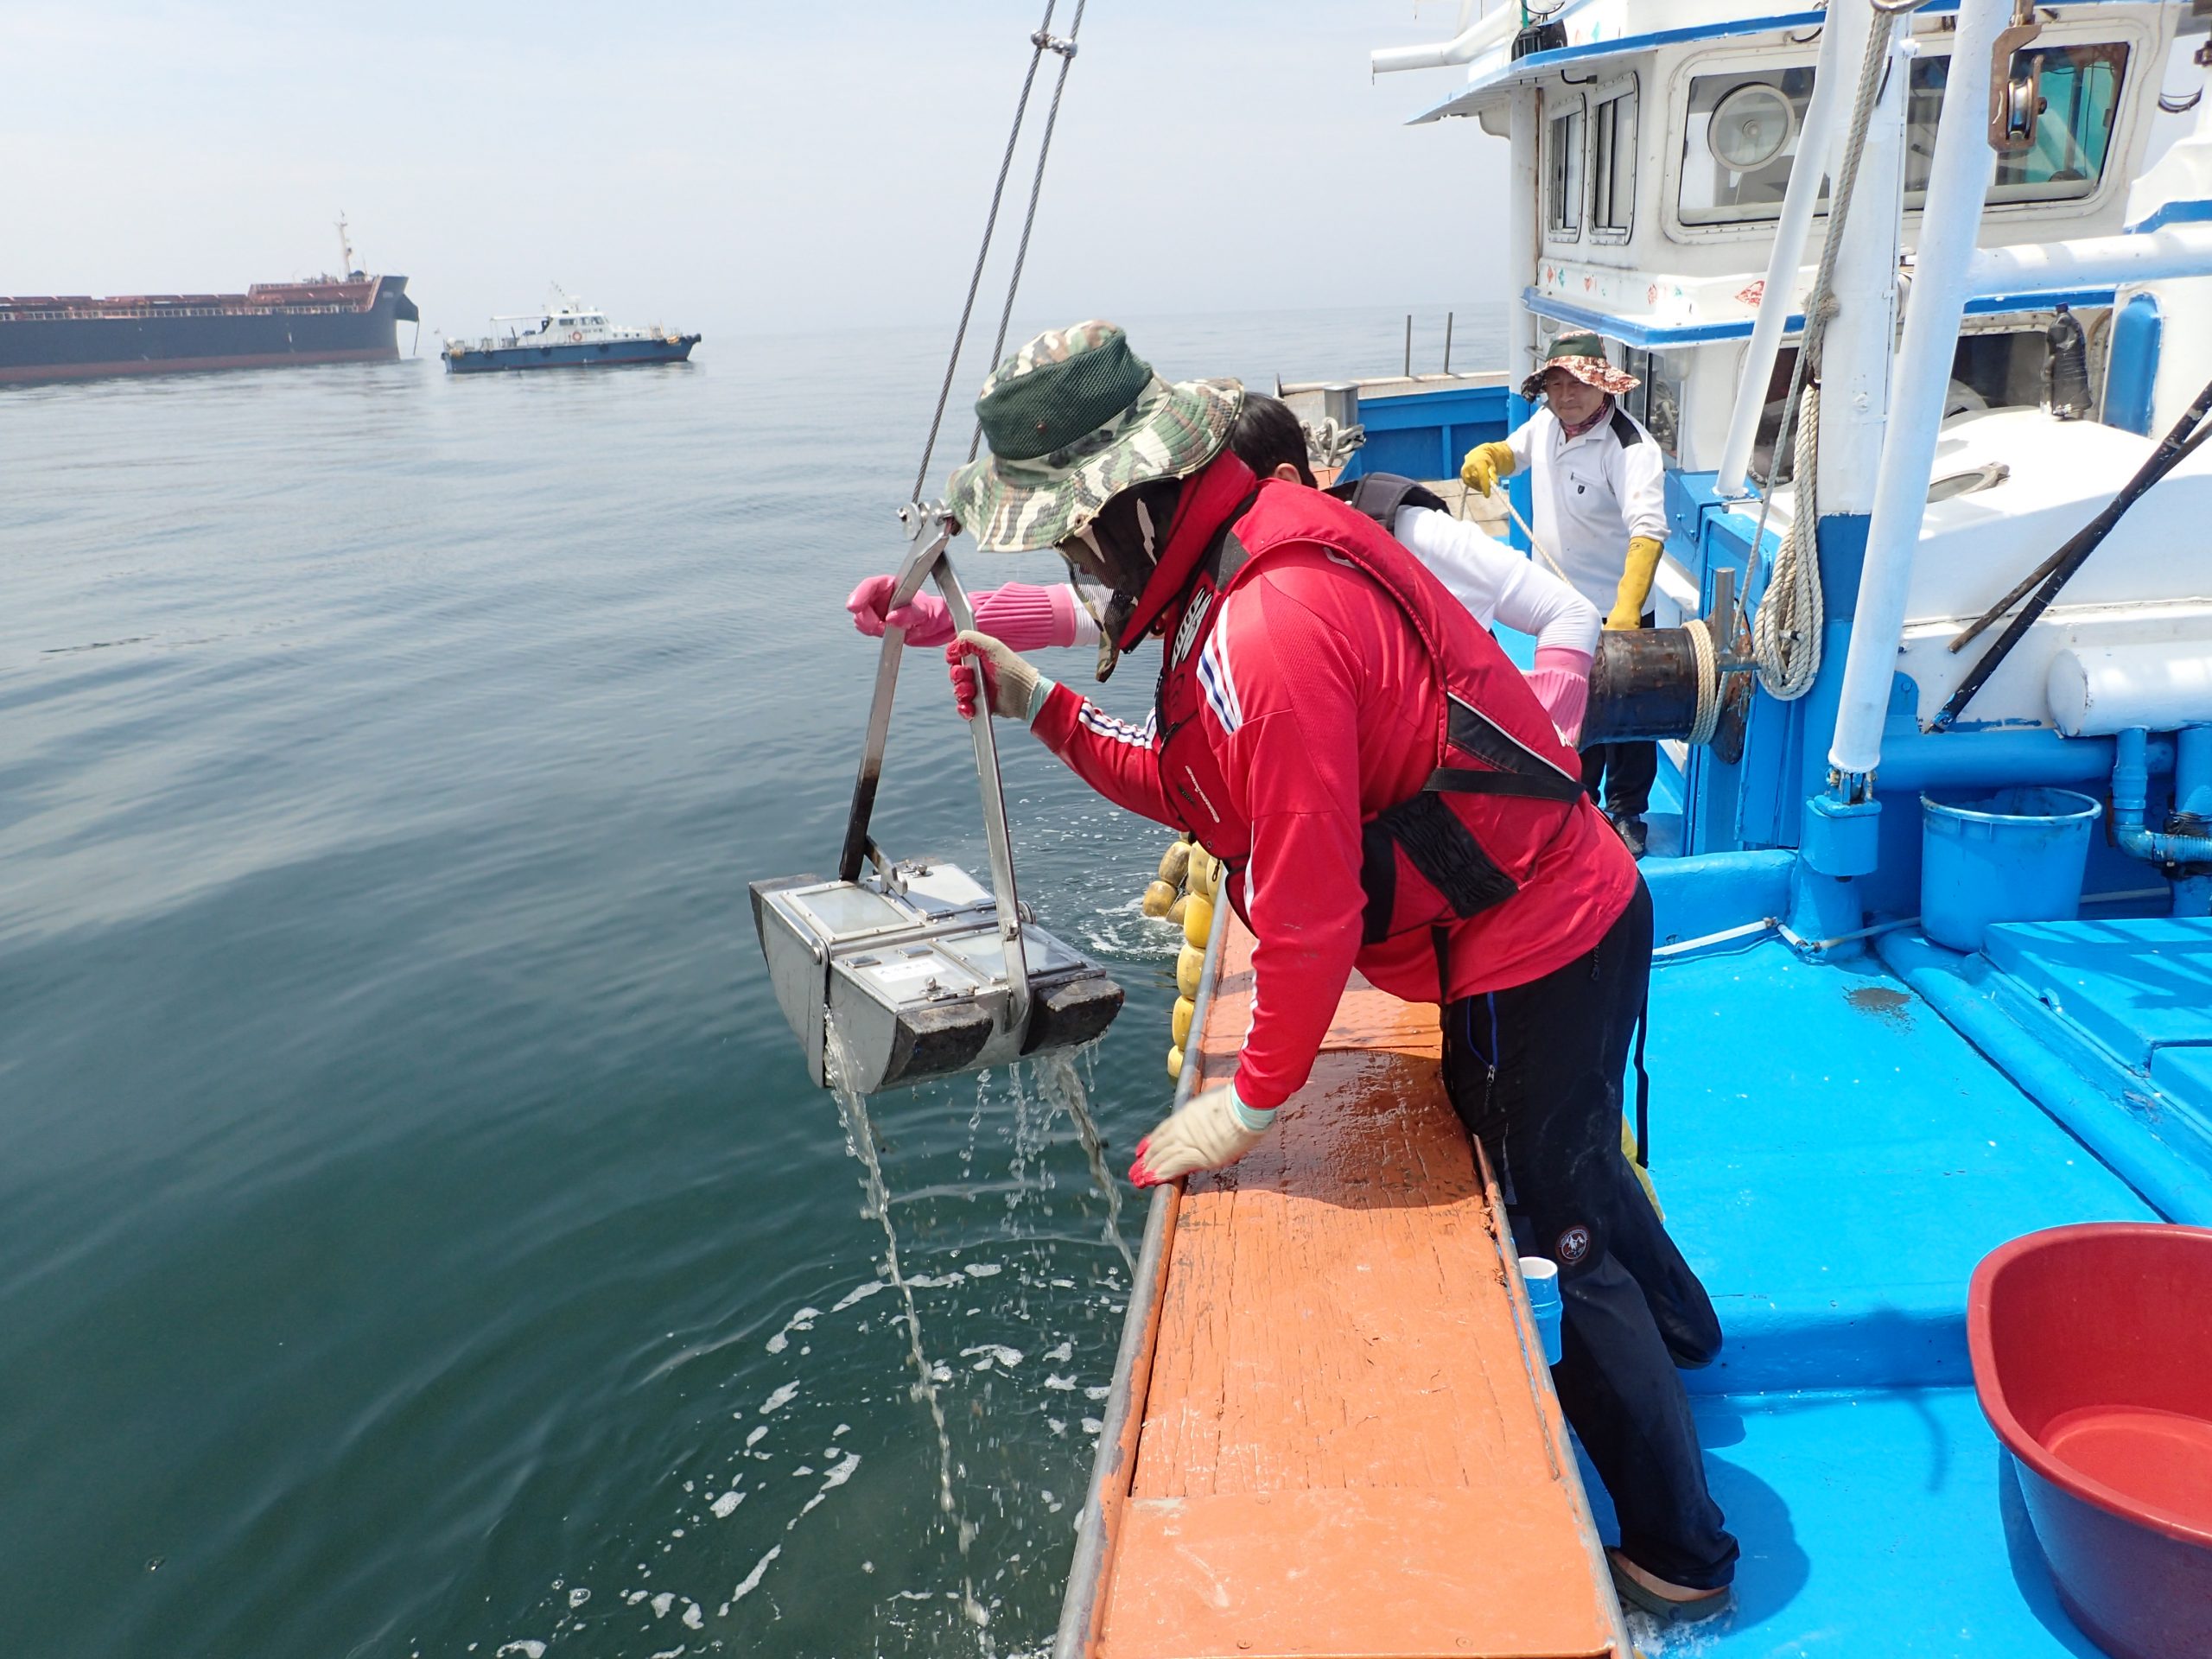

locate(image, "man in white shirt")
[[1461, 335, 1669, 855]]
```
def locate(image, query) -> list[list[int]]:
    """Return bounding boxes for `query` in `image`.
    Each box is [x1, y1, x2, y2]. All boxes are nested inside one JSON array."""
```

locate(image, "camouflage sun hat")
[[947, 321, 1244, 553], [1520, 332, 1642, 401]]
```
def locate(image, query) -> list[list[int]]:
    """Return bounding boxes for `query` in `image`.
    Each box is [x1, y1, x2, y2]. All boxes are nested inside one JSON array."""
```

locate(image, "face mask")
[[1058, 476, 1183, 681]]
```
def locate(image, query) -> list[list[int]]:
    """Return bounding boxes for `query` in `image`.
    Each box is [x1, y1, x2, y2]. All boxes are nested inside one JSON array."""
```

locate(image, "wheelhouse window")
[[1907, 45, 2128, 204], [1619, 346, 1682, 460], [1681, 43, 2127, 226], [1547, 98, 1585, 238], [1679, 67, 1818, 224], [1589, 79, 1638, 239]]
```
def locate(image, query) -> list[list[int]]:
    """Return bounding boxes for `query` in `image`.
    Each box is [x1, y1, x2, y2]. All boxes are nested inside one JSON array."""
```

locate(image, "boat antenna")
[[336, 213, 357, 280]]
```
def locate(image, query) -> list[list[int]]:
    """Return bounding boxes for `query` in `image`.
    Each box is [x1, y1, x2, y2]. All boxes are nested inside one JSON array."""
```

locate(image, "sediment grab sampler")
[[751, 505, 1124, 1094], [753, 2, 1116, 1095]]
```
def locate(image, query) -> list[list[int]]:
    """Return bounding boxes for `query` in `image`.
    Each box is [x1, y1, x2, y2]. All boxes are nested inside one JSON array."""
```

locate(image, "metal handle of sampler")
[[932, 555, 1033, 1034], [836, 504, 1032, 1033]]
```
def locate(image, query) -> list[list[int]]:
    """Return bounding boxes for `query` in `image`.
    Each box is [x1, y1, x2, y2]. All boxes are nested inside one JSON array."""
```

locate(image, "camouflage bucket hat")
[[947, 321, 1244, 553], [1520, 331, 1642, 401]]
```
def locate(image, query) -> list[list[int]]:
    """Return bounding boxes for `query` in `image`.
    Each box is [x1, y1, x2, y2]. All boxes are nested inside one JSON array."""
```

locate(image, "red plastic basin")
[[1969, 1224, 2212, 1659]]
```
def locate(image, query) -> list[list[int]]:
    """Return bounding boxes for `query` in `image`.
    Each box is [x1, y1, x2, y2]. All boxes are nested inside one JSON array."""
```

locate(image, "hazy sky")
[[1, 3, 1512, 340]]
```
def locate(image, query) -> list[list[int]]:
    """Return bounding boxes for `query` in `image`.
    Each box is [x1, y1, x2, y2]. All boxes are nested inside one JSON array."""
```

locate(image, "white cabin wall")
[[1506, 5, 2182, 480], [2120, 94, 2212, 433]]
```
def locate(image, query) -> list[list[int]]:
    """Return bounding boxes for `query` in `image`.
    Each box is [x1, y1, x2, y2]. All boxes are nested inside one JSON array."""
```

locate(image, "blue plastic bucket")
[[1921, 785, 2102, 952]]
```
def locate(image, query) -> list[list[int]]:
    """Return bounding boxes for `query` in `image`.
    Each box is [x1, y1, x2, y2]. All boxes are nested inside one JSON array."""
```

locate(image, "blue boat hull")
[[446, 335, 699, 373]]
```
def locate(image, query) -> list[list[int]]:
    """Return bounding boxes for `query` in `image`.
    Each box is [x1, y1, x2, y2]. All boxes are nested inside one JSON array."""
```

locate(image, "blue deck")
[[1649, 938, 2152, 1394], [1581, 875, 2202, 1654], [1587, 1388, 2103, 1658]]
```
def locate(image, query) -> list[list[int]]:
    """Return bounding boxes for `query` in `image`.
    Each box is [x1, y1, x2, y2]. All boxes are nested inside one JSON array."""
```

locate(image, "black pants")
[[1441, 879, 1738, 1591], [1581, 612, 1657, 820], [1581, 740, 1656, 821]]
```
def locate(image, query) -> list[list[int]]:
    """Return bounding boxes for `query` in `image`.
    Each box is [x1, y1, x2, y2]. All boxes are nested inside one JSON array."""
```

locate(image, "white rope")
[[1741, 0, 1925, 701], [1499, 491, 1575, 584], [1684, 614, 1723, 745], [1751, 380, 1827, 699], [1304, 416, 1366, 473]]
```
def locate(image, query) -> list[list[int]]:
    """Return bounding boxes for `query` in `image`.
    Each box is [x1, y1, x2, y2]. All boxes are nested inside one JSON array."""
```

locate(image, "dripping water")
[[1031, 1048, 1136, 1280], [822, 1016, 990, 1636]]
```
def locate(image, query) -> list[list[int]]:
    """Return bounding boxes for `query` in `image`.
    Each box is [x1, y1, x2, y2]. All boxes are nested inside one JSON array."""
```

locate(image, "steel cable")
[[970, 3, 1090, 463], [908, 3, 1062, 504]]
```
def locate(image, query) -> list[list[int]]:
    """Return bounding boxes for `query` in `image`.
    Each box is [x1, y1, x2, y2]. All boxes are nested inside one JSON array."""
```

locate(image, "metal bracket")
[[838, 500, 1032, 1033], [1707, 566, 1758, 673], [1989, 2, 2044, 152]]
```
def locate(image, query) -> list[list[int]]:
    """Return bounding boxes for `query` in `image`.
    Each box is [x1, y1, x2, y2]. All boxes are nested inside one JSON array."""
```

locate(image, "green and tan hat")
[[947, 321, 1244, 553], [1520, 331, 1641, 402]]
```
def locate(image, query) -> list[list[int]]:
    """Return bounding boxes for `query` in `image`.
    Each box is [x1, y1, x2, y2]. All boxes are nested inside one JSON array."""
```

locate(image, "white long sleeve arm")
[[1391, 505, 1601, 655]]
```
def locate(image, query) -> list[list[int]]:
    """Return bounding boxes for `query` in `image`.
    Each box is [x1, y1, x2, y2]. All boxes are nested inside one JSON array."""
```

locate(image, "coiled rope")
[[1684, 615, 1723, 746], [1740, 0, 1930, 701]]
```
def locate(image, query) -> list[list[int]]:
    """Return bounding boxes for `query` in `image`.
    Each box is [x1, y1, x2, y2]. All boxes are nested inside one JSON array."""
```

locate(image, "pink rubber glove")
[[847, 575, 955, 645], [1526, 645, 1592, 747], [848, 580, 1081, 652]]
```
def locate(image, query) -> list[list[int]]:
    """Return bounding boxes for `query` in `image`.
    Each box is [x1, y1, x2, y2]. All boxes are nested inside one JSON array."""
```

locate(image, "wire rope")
[[908, 3, 1064, 503], [970, 3, 1090, 463]]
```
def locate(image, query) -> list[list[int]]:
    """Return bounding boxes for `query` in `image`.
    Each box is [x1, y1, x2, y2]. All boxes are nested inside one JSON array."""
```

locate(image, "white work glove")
[[946, 628, 1052, 722], [1129, 1082, 1275, 1187]]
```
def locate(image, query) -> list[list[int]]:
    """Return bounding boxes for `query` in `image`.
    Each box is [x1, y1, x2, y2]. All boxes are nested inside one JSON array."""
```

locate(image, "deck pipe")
[[2113, 728, 2212, 914], [1369, 3, 1518, 74], [1877, 930, 2212, 1227], [1713, 4, 1862, 498], [1966, 221, 2212, 302], [1874, 728, 2174, 792], [1829, 0, 2009, 789]]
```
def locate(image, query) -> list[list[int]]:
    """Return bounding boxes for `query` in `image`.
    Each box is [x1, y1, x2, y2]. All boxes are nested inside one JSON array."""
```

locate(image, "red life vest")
[[1154, 480, 1589, 948]]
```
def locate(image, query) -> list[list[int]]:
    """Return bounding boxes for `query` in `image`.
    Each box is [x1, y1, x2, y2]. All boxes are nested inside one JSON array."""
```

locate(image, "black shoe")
[[1611, 814, 1649, 859], [1606, 1550, 1734, 1625]]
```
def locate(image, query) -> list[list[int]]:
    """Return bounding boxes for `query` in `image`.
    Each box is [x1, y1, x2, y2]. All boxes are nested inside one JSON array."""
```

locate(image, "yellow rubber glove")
[[1459, 441, 1516, 498], [1606, 537, 1664, 631]]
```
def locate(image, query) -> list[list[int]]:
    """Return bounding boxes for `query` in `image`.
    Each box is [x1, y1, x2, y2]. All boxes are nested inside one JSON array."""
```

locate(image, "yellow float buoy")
[[1176, 943, 1204, 999], [1141, 880, 1177, 918], [1165, 893, 1189, 927], [1186, 846, 1213, 895], [1182, 894, 1214, 949], [1166, 1043, 1184, 1081], [1157, 839, 1192, 887], [1171, 995, 1195, 1047]]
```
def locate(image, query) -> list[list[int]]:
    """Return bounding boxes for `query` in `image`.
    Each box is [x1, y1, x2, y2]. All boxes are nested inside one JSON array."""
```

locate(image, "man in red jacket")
[[942, 321, 1737, 1621]]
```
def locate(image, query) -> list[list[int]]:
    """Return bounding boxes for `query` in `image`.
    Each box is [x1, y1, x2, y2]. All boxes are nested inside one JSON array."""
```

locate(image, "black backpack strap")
[[1327, 471, 1449, 529], [1423, 766, 1585, 803], [1433, 694, 1586, 802]]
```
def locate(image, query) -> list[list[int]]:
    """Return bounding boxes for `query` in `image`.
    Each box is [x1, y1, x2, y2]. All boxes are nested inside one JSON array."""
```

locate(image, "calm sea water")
[[0, 305, 1503, 1659]]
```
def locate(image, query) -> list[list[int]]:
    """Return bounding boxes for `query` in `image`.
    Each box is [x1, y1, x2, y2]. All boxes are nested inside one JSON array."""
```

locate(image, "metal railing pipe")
[[1370, 0, 1517, 74], [1964, 223, 2212, 298], [1829, 0, 2008, 784]]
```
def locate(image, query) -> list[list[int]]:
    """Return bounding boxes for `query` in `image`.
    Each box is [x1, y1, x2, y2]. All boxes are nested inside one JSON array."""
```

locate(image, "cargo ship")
[[0, 221, 418, 386]]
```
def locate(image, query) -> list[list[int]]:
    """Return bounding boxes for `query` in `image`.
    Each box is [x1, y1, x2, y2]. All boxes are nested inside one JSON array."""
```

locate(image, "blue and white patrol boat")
[[443, 290, 698, 373], [1054, 4, 2212, 1656]]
